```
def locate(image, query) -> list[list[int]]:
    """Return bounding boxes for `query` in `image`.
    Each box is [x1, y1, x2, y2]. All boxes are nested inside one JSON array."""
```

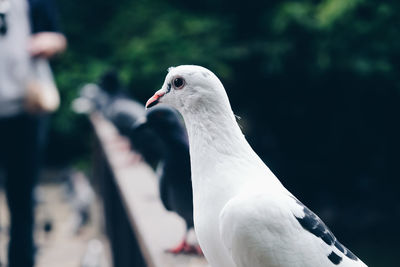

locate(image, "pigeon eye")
[[173, 77, 185, 90]]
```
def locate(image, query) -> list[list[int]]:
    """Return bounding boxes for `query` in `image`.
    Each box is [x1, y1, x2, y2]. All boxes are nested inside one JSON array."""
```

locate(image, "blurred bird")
[[69, 170, 95, 233], [71, 83, 108, 114], [133, 105, 200, 254], [61, 169, 95, 234], [72, 71, 163, 166], [145, 65, 367, 267], [98, 71, 146, 137]]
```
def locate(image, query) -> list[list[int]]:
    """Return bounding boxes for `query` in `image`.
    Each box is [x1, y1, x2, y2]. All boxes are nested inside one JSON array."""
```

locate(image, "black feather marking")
[[295, 204, 335, 246], [334, 241, 345, 253], [292, 198, 359, 262], [328, 251, 342, 265], [342, 244, 358, 260]]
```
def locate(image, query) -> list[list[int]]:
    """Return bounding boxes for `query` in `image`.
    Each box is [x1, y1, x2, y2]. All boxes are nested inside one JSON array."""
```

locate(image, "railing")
[[90, 113, 208, 267]]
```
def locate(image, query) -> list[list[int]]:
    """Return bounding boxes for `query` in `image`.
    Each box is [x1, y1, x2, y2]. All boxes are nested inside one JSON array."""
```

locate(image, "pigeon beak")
[[146, 89, 166, 109]]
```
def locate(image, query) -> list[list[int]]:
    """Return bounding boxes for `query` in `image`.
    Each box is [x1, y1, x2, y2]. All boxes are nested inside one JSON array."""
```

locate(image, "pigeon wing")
[[291, 197, 363, 265], [219, 192, 367, 267]]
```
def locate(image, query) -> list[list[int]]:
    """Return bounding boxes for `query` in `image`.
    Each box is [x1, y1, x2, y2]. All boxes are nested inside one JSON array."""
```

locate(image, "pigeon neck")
[[182, 99, 252, 159], [180, 97, 263, 211]]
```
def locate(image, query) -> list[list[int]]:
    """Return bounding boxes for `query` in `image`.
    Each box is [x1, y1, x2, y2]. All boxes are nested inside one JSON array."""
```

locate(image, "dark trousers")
[[0, 113, 45, 267]]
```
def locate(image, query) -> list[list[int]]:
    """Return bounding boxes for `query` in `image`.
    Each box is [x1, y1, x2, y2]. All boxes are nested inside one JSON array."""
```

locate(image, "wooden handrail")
[[90, 113, 208, 267]]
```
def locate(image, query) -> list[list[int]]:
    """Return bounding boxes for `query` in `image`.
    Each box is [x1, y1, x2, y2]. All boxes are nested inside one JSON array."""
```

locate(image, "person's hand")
[[29, 32, 67, 58]]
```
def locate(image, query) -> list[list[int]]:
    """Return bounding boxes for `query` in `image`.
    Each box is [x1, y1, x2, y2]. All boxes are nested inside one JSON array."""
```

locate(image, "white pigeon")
[[145, 65, 368, 267]]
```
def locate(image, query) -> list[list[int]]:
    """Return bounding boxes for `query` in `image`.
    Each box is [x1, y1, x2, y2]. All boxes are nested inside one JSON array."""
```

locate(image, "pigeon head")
[[145, 65, 229, 114]]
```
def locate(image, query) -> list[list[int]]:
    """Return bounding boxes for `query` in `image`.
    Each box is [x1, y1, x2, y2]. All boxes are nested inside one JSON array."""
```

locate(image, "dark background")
[[48, 0, 400, 265]]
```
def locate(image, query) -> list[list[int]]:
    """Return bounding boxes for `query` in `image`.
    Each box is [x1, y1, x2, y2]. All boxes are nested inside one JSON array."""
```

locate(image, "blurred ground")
[[0, 180, 111, 267]]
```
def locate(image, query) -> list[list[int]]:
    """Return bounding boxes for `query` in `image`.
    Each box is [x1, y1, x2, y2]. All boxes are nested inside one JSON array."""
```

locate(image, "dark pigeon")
[[133, 105, 199, 254]]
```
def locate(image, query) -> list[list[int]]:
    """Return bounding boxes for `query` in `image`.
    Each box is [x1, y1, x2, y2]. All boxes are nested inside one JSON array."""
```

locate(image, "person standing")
[[0, 0, 66, 266]]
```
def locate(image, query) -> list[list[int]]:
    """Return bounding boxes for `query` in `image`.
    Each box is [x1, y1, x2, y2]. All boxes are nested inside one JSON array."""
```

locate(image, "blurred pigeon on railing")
[[133, 105, 200, 254], [98, 71, 145, 136], [66, 170, 95, 234], [72, 71, 163, 166], [72, 83, 108, 114]]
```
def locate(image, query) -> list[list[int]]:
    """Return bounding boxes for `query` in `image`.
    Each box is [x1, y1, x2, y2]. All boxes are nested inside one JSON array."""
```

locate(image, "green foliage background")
[[49, 1, 400, 265]]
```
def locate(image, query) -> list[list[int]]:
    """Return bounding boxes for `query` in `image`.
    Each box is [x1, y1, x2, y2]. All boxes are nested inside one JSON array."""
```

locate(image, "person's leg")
[[2, 114, 43, 267]]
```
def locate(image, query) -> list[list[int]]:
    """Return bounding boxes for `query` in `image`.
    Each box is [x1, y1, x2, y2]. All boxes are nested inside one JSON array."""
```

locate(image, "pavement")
[[0, 182, 111, 267]]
